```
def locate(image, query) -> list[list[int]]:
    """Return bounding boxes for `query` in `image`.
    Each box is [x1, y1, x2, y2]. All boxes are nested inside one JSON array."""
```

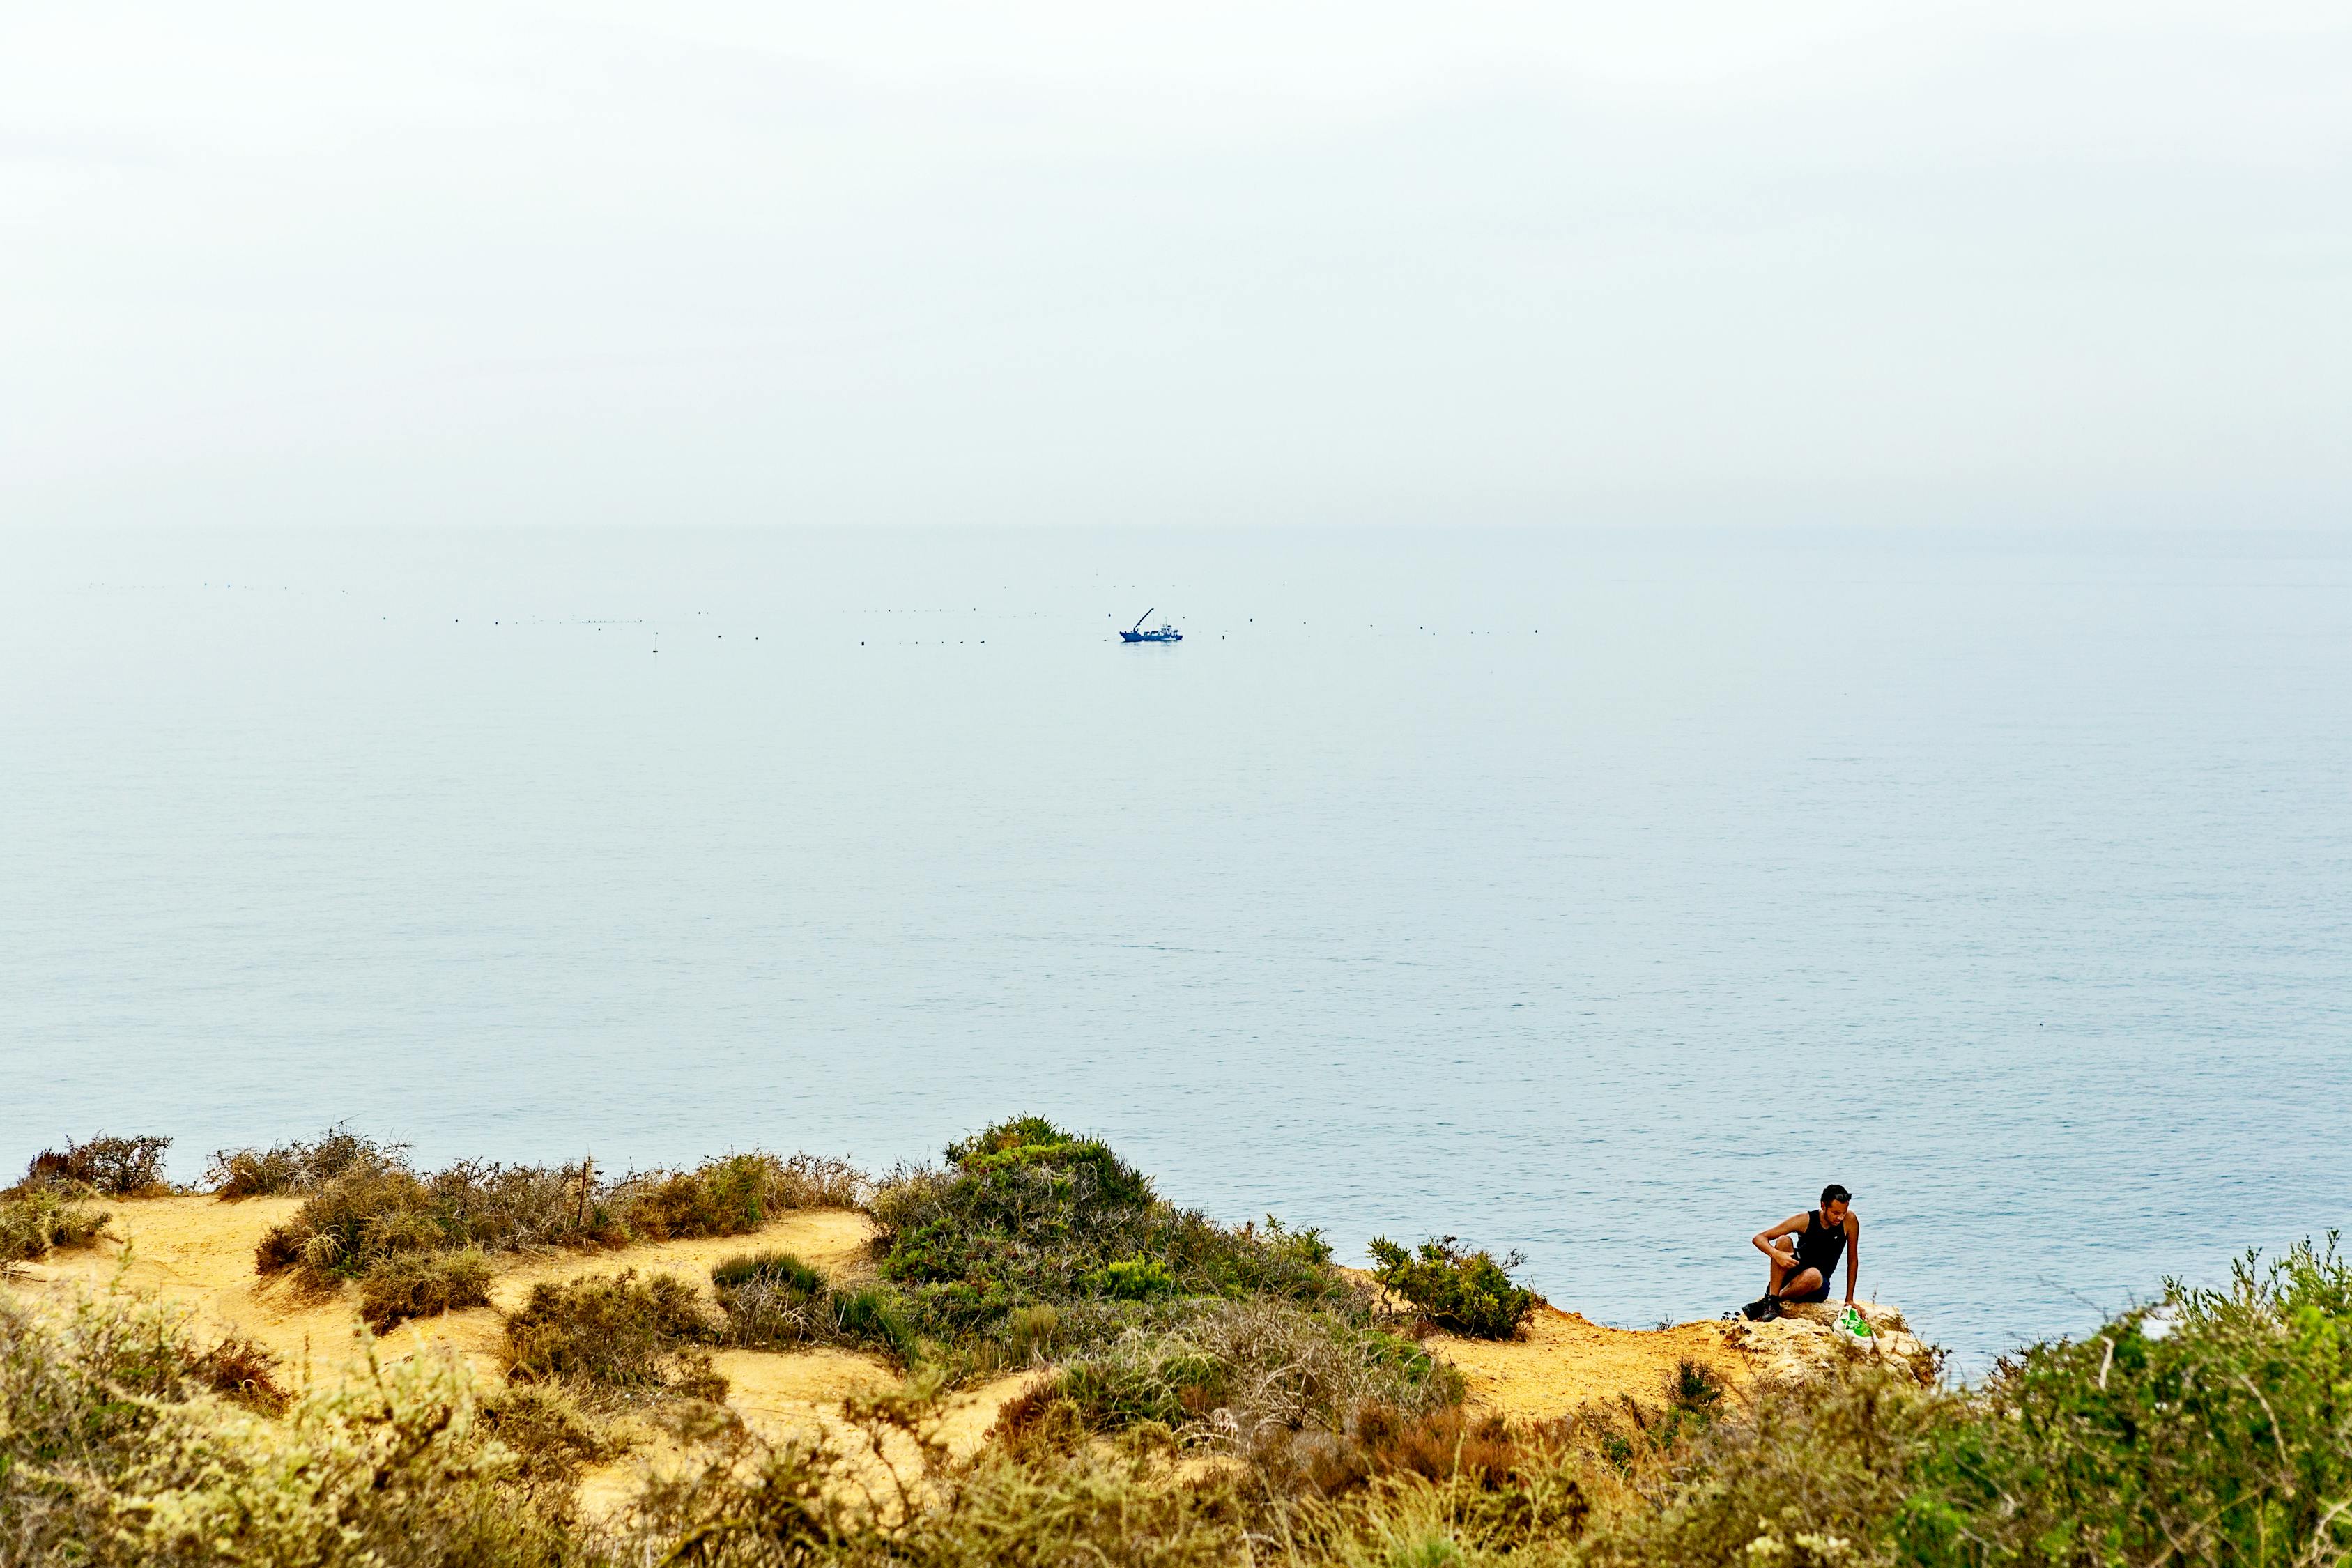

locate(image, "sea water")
[[4, 525, 2347, 1371]]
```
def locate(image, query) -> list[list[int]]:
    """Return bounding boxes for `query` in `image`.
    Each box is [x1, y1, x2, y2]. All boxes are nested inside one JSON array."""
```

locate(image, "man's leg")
[[1769, 1263, 1823, 1301]]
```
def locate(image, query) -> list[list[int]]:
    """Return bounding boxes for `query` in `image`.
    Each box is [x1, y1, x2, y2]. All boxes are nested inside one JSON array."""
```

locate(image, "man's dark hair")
[[1821, 1183, 1852, 1207]]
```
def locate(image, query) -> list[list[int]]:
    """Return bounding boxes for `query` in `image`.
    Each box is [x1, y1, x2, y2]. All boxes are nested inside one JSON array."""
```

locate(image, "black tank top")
[[1794, 1210, 1846, 1279]]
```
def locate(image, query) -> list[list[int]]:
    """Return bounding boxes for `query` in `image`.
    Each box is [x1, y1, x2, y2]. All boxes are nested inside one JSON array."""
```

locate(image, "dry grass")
[[252, 1146, 867, 1300], [208, 1126, 399, 1197], [477, 1383, 622, 1487], [0, 1188, 110, 1263], [1, 1284, 583, 1567], [22, 1134, 174, 1197], [503, 1270, 728, 1402], [360, 1247, 495, 1331], [187, 1332, 292, 1413]]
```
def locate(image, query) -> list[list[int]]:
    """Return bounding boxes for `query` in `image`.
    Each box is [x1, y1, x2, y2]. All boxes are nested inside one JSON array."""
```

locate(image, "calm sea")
[[6, 525, 2347, 1370]]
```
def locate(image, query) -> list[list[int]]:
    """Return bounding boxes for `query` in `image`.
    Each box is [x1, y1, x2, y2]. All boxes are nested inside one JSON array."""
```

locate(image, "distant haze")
[[3, 1, 2349, 529]]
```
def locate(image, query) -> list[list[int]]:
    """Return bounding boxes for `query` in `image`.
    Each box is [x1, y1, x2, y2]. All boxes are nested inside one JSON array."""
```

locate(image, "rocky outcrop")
[[1723, 1300, 1937, 1385]]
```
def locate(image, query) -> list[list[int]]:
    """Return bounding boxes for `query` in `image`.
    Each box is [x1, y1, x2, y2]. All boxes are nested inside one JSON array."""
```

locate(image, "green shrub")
[[828, 1284, 920, 1365], [707, 1250, 917, 1365], [1899, 1236, 2352, 1568], [712, 1250, 832, 1349], [610, 1155, 772, 1240], [0, 1189, 109, 1261], [1018, 1298, 1460, 1454], [360, 1248, 495, 1331], [1367, 1235, 1538, 1339], [869, 1116, 1353, 1346], [1098, 1256, 1178, 1300], [23, 1135, 172, 1196], [504, 1269, 722, 1398], [712, 1250, 829, 1295], [1006, 1302, 1061, 1361]]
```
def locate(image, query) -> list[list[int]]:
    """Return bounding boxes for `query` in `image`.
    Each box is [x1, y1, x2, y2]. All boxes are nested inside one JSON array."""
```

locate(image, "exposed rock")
[[1721, 1299, 1936, 1385]]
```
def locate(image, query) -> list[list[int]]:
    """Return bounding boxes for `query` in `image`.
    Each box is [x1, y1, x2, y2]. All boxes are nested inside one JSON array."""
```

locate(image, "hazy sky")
[[4, 2, 2347, 528]]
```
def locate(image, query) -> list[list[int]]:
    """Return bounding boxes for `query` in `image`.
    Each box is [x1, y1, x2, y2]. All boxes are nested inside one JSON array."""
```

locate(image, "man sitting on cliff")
[[1740, 1184, 1858, 1321]]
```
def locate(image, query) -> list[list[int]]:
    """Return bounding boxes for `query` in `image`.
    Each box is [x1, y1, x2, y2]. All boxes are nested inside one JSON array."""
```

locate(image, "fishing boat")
[[1119, 609, 1183, 643]]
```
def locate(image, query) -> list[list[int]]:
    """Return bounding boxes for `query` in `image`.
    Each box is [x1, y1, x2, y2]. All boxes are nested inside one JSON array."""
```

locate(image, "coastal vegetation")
[[229, 1133, 863, 1312], [0, 1186, 111, 1264], [24, 1134, 174, 1197], [504, 1269, 730, 1401], [207, 1125, 398, 1197], [3, 1118, 2346, 1567], [1367, 1234, 1542, 1339], [1, 1139, 149, 1262]]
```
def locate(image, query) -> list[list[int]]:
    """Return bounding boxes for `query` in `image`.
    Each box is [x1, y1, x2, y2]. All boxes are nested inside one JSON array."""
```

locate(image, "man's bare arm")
[[1751, 1213, 1808, 1261], [1843, 1216, 1861, 1303]]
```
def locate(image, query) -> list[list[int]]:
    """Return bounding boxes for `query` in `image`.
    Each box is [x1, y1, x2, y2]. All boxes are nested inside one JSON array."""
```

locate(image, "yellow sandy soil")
[[1430, 1303, 1755, 1417]]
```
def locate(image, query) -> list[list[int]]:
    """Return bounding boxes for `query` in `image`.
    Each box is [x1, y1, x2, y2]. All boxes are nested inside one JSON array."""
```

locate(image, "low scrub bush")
[[208, 1125, 397, 1197], [1367, 1234, 1539, 1339], [758, 1151, 869, 1212], [360, 1247, 495, 1330], [1581, 1363, 1949, 1568], [1006, 1302, 1061, 1362], [1, 1285, 578, 1567], [256, 1154, 441, 1283], [431, 1158, 629, 1251], [614, 1150, 866, 1239], [710, 1252, 920, 1366], [504, 1269, 725, 1400], [0, 1189, 109, 1261], [829, 1284, 919, 1365], [22, 1134, 173, 1196], [869, 1115, 1352, 1348], [1007, 1297, 1461, 1457], [248, 1143, 863, 1294], [1286, 1443, 1597, 1565], [186, 1332, 291, 1413], [610, 1153, 780, 1241], [478, 1383, 619, 1486], [620, 1393, 1250, 1568], [712, 1249, 829, 1296], [712, 1250, 831, 1348]]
